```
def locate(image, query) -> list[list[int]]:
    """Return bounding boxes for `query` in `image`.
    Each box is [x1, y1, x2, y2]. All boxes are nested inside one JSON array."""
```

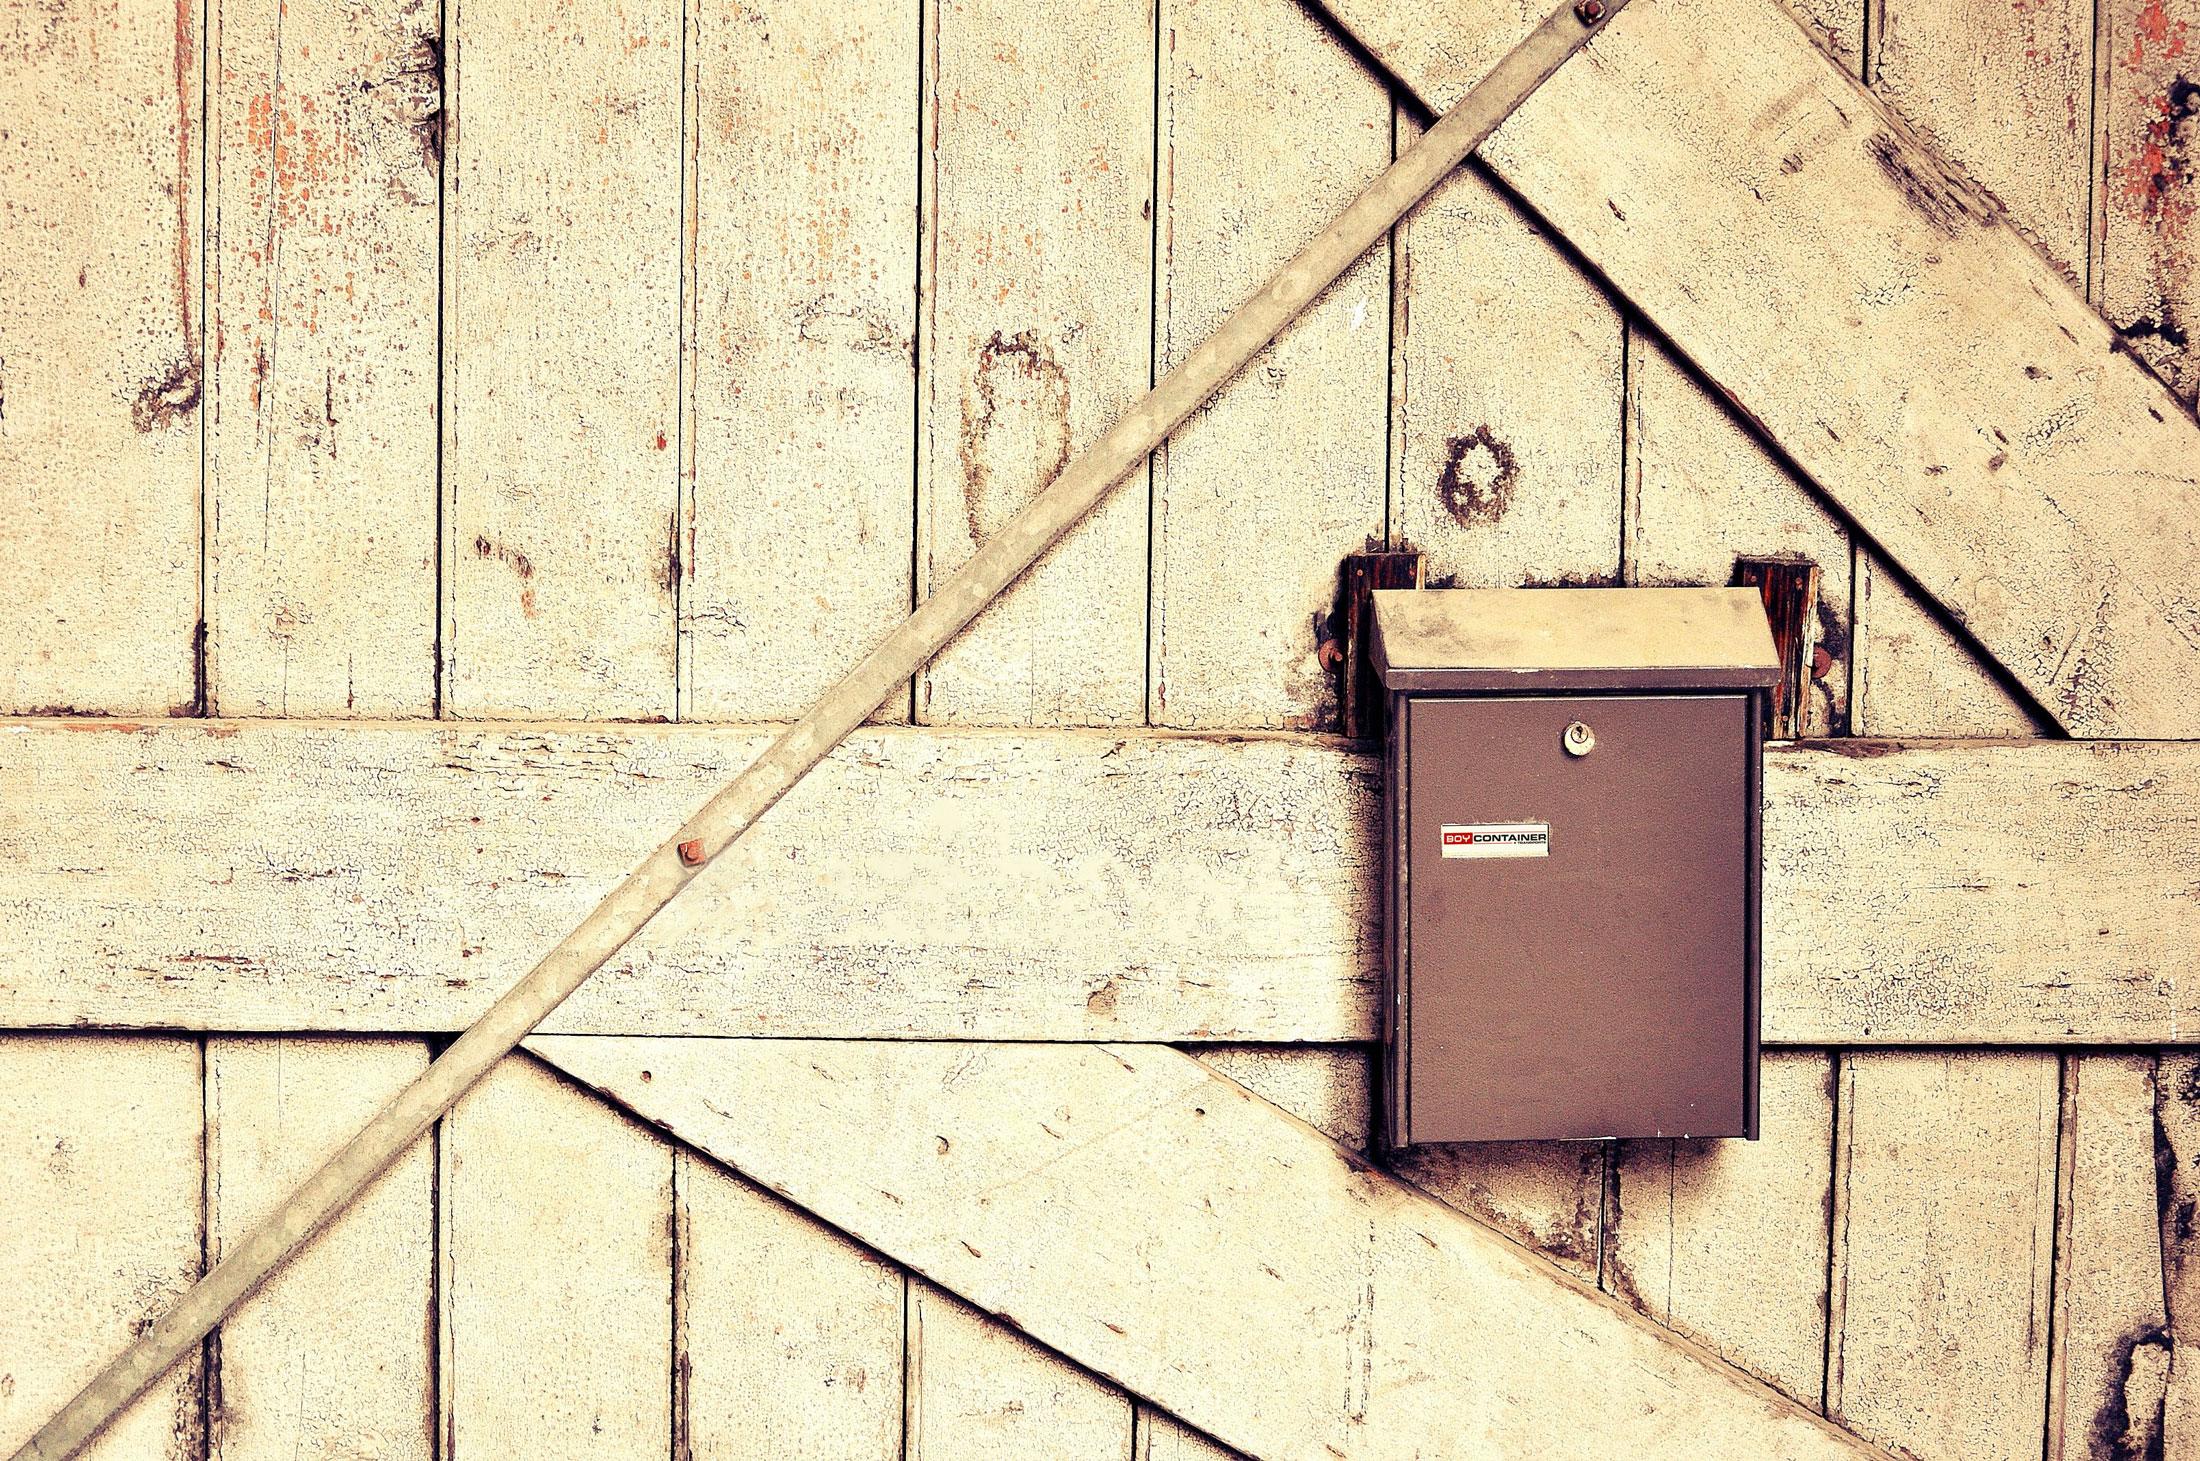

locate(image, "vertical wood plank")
[[1623, 1, 1860, 739], [2097, 0, 2198, 406], [443, 0, 682, 718], [1603, 1050, 1836, 1408], [1624, 338, 1852, 736], [204, 0, 440, 716], [1390, 135, 1624, 591], [206, 1037, 433, 1460], [2046, 1054, 2168, 1461], [1852, 0, 2093, 737], [1146, 0, 1389, 730], [0, 1035, 204, 1460], [905, 1280, 1133, 1460], [683, 0, 919, 723], [441, 1056, 673, 1458], [1391, 1140, 1606, 1284], [2155, 1052, 2200, 1453], [0, 0, 203, 715], [678, 1149, 904, 1458], [1827, 1050, 2059, 1461], [914, 0, 1153, 727]]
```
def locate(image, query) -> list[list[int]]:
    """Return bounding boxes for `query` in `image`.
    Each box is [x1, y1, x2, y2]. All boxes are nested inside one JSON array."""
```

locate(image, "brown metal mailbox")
[[1371, 587, 1781, 1148]]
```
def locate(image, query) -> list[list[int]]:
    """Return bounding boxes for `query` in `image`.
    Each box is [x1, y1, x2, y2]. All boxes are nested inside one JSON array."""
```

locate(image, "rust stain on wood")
[[958, 329, 1071, 545]]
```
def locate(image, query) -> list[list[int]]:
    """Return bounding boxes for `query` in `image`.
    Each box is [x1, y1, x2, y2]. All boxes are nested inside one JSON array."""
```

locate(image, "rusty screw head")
[[1576, 0, 1607, 22], [677, 838, 706, 868]]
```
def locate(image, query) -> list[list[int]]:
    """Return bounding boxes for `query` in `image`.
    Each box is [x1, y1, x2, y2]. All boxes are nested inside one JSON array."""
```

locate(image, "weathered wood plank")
[[1138, 1410, 1240, 1460], [677, 1149, 904, 1458], [1191, 1045, 1371, 1149], [1625, 336, 1852, 736], [1389, 1140, 1604, 1284], [439, 1056, 672, 1458], [2097, 0, 2198, 407], [1148, 0, 1389, 730], [2046, 1054, 2168, 1461], [2158, 1052, 2200, 1451], [1848, 0, 2092, 738], [906, 1281, 1133, 1460], [1, 721, 2192, 1045], [682, 0, 918, 723], [914, 0, 1153, 727], [1307, 0, 2200, 735], [442, 0, 682, 718], [1604, 1050, 1835, 1408], [0, 1036, 203, 1460], [204, 0, 439, 717], [0, 0, 203, 716], [1391, 125, 1625, 595], [1826, 1050, 2059, 1460], [535, 1037, 1876, 1459], [206, 1037, 433, 1460]]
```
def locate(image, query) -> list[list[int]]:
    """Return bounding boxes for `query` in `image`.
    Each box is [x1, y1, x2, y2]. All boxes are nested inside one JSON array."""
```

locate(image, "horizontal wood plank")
[[1307, 0, 2200, 736], [532, 1036, 1877, 1460], [0, 720, 2190, 1044]]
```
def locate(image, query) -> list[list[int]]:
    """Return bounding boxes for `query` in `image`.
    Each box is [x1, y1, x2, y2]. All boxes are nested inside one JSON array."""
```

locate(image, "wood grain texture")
[[442, 0, 681, 718], [906, 1281, 1133, 1461], [1625, 335, 1851, 736], [1389, 1140, 1605, 1283], [206, 1037, 433, 1461], [1391, 118, 1624, 594], [1191, 1044, 1371, 1149], [3, 721, 2193, 1045], [0, 0, 203, 716], [682, 0, 918, 723], [439, 1056, 672, 1459], [1146, 0, 1389, 730], [204, 0, 439, 717], [677, 1151, 904, 1459], [535, 1037, 1878, 1459], [2097, 0, 2199, 407], [2046, 1054, 2169, 1461], [1309, 0, 2200, 736], [1760, 739, 2194, 1044], [0, 1036, 203, 1461], [1604, 1050, 1835, 1408], [2158, 1052, 2200, 1452], [1827, 1051, 2059, 1461], [914, 0, 1153, 727], [1848, 0, 2092, 739]]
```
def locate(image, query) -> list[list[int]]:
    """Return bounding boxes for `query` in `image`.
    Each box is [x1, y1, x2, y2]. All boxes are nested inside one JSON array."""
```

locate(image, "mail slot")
[[1371, 587, 1780, 1147]]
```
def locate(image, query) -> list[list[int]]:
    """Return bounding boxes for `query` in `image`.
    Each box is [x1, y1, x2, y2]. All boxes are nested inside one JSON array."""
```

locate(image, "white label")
[[1439, 822, 1550, 859]]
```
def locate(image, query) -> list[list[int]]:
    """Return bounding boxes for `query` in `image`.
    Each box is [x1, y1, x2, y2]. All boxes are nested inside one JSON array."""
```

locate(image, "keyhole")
[[1563, 721, 1596, 757]]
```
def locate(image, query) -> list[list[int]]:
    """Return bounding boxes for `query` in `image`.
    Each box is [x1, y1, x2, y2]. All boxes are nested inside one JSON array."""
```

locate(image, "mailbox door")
[[1404, 693, 1753, 1141]]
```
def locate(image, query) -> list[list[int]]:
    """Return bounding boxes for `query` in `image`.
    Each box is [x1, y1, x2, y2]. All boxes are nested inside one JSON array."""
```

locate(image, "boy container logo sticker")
[[1440, 822, 1550, 859]]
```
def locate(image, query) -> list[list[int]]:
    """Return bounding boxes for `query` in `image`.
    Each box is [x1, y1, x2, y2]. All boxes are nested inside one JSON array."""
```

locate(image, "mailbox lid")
[[1399, 692, 1755, 1143], [1371, 587, 1781, 694]]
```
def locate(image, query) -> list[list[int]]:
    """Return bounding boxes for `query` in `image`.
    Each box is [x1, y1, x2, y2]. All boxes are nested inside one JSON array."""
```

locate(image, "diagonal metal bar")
[[10, 2, 1627, 1455]]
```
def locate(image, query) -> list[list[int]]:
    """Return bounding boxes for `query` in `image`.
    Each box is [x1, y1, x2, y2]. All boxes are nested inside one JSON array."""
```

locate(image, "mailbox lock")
[[1562, 720, 1596, 757]]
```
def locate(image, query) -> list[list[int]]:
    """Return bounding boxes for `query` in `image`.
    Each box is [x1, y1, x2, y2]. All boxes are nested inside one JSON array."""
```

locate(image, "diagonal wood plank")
[[0, 720, 2191, 1044], [1303, 0, 2200, 736], [531, 1037, 1881, 1460]]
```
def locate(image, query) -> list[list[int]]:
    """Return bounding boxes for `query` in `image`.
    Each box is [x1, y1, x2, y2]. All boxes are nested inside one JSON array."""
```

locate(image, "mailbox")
[[1371, 587, 1780, 1148]]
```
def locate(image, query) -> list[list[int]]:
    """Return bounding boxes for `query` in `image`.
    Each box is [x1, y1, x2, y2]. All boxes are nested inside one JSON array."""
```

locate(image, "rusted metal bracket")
[[1330, 538, 1424, 739], [1732, 555, 1823, 740]]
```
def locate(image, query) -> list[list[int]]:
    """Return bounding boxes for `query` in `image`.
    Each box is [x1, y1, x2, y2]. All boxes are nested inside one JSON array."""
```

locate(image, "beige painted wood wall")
[[0, 0, 2194, 1458]]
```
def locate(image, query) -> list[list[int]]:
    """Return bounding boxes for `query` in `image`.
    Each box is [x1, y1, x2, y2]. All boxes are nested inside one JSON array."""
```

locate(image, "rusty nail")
[[678, 838, 705, 867], [1575, 0, 1606, 21]]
